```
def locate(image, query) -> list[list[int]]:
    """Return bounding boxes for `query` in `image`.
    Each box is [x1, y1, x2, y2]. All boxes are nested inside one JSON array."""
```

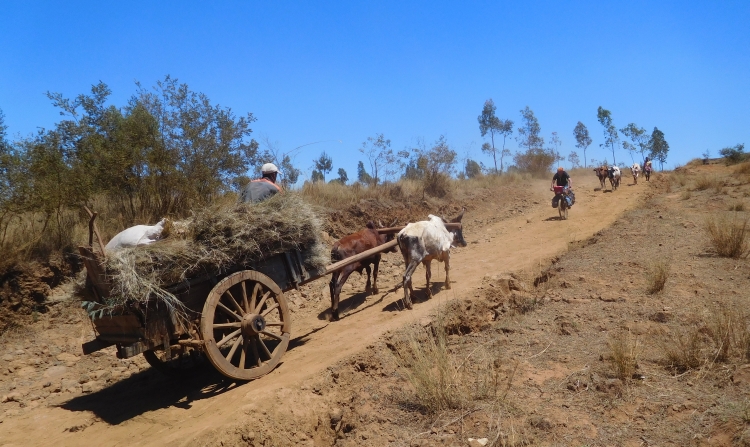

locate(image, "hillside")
[[1, 163, 749, 446]]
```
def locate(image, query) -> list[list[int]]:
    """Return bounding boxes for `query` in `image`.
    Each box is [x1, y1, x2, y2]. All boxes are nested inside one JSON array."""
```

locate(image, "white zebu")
[[608, 165, 621, 190], [105, 218, 167, 251], [630, 163, 641, 185], [397, 210, 466, 309]]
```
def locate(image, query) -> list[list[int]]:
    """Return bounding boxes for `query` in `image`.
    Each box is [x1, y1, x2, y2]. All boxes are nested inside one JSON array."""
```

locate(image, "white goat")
[[105, 218, 167, 251]]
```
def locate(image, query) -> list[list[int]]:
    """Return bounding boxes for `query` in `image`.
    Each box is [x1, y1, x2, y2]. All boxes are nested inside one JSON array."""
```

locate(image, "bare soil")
[[1, 164, 749, 446]]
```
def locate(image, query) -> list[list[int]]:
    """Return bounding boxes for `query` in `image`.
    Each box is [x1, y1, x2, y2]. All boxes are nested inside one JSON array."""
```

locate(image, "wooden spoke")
[[224, 289, 244, 316], [202, 270, 290, 381], [226, 336, 242, 361], [241, 281, 249, 313], [257, 336, 273, 359], [261, 330, 283, 341], [212, 322, 241, 329], [217, 302, 242, 321], [239, 339, 247, 369], [216, 329, 241, 348], [256, 291, 272, 313], [261, 302, 279, 317], [250, 283, 262, 312], [252, 336, 262, 367]]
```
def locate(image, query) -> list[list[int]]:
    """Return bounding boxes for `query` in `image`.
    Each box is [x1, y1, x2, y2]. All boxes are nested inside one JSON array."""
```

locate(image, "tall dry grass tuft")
[[645, 259, 670, 294], [735, 162, 750, 175], [694, 175, 724, 192], [390, 308, 513, 414], [704, 214, 750, 258], [607, 330, 640, 380], [662, 327, 705, 373], [706, 303, 736, 363]]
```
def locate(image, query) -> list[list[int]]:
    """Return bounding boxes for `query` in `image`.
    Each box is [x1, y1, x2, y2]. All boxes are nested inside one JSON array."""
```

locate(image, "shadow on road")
[[60, 363, 240, 425]]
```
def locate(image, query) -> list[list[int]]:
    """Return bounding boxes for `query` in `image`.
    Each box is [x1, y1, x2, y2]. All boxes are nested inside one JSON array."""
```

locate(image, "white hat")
[[261, 163, 279, 174]]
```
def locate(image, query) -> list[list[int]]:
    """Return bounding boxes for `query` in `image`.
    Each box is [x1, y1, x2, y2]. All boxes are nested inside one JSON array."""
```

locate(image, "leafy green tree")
[[312, 151, 333, 181], [620, 123, 649, 165], [514, 107, 553, 176], [334, 168, 348, 184], [573, 121, 592, 168], [311, 170, 324, 183], [648, 127, 669, 170], [134, 75, 259, 207], [280, 155, 301, 188], [465, 159, 482, 178], [357, 161, 373, 185], [478, 99, 513, 173], [597, 107, 619, 165], [516, 106, 544, 152], [719, 143, 745, 165]]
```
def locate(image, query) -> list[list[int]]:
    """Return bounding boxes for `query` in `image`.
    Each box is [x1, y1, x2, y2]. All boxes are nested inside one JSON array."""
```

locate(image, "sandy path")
[[0, 173, 647, 446]]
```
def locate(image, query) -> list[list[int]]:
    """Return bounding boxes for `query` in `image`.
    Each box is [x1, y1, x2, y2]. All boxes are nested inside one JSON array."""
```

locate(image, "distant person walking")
[[239, 163, 283, 203]]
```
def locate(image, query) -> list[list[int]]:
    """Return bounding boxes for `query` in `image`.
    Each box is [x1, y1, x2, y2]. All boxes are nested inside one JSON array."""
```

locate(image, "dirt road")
[[0, 172, 648, 446]]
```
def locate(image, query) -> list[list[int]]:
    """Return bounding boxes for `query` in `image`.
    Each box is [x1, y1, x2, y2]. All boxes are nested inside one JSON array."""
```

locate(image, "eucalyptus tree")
[[620, 123, 649, 165], [597, 107, 619, 165], [313, 151, 333, 181], [359, 133, 399, 185], [573, 121, 592, 168], [648, 127, 669, 170], [478, 99, 513, 173]]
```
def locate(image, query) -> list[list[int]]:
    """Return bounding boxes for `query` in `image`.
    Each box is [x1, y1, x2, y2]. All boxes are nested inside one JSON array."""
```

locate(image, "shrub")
[[704, 214, 750, 258], [693, 175, 723, 192], [645, 259, 670, 294], [662, 327, 704, 373], [720, 143, 747, 165], [390, 308, 511, 414], [607, 330, 640, 380]]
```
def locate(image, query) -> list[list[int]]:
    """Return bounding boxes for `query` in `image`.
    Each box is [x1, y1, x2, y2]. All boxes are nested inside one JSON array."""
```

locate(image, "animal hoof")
[[445, 283, 451, 290], [331, 311, 340, 321], [372, 287, 379, 294]]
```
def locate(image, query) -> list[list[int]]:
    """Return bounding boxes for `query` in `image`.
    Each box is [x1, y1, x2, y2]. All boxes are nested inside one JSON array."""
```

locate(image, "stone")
[[78, 374, 91, 384], [2, 392, 23, 403], [1, 354, 13, 362], [56, 353, 80, 363], [81, 381, 99, 393], [15, 366, 36, 377], [43, 365, 69, 380]]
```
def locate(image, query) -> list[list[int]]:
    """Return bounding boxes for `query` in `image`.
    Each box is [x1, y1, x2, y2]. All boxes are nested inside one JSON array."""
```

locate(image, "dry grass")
[[662, 327, 705, 373], [735, 162, 750, 175], [729, 202, 747, 212], [390, 307, 515, 414], [607, 330, 640, 380], [681, 190, 692, 200], [704, 214, 750, 258], [645, 259, 670, 294], [101, 193, 329, 321], [694, 175, 724, 192]]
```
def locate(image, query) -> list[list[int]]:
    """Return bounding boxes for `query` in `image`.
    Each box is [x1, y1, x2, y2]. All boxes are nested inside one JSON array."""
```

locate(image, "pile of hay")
[[102, 194, 330, 318]]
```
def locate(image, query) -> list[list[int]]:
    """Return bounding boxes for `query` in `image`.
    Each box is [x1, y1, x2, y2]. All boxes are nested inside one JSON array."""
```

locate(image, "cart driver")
[[239, 163, 283, 203]]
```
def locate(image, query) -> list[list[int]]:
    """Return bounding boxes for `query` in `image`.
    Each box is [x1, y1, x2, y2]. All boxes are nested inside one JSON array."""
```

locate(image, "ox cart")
[[79, 216, 459, 381]]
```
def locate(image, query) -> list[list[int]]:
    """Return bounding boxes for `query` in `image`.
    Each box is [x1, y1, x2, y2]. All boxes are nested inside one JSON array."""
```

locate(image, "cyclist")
[[550, 166, 574, 208]]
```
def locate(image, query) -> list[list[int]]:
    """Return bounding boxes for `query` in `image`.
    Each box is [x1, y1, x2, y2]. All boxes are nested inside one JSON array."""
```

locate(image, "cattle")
[[328, 221, 397, 321], [593, 166, 608, 190], [105, 218, 167, 251], [630, 163, 641, 184], [397, 210, 467, 310], [608, 166, 621, 190]]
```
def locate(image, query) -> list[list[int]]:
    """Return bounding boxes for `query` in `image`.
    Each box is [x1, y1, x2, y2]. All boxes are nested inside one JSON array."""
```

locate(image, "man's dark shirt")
[[240, 178, 282, 203], [552, 171, 570, 187]]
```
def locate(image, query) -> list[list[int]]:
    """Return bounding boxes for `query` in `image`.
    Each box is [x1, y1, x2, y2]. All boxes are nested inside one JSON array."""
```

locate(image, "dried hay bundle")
[[102, 194, 330, 320]]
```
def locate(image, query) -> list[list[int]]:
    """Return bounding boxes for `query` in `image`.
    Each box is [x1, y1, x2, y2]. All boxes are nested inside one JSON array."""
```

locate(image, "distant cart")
[[79, 214, 459, 381]]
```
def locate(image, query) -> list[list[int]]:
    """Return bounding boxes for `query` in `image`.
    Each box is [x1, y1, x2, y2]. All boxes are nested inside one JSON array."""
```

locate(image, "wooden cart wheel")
[[201, 270, 291, 381], [143, 348, 204, 376]]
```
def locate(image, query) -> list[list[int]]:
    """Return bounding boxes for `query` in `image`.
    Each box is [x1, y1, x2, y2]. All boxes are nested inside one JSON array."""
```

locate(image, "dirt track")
[[0, 172, 649, 446]]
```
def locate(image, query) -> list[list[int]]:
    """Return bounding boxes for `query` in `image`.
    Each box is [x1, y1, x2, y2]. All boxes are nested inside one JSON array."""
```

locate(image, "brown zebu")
[[593, 165, 608, 190], [328, 221, 396, 320]]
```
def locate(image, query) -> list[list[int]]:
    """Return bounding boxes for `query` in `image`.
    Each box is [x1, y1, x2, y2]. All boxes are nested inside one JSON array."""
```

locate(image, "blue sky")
[[1, 1, 748, 181]]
